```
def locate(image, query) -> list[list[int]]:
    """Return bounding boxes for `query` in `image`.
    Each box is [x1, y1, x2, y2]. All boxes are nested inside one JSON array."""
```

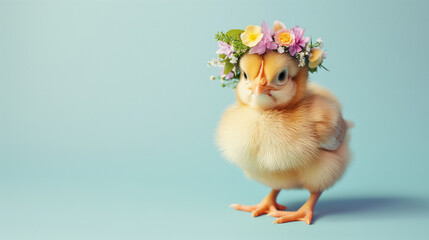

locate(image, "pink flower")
[[249, 21, 277, 55], [216, 41, 233, 57], [288, 26, 310, 56]]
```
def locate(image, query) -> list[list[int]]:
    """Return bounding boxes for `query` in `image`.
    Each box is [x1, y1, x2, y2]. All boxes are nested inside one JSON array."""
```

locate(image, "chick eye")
[[242, 71, 249, 82], [275, 68, 288, 85]]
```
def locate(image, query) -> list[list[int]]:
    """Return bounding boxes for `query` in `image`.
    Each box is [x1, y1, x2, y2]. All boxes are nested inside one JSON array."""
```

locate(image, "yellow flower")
[[240, 25, 263, 47], [308, 48, 324, 69]]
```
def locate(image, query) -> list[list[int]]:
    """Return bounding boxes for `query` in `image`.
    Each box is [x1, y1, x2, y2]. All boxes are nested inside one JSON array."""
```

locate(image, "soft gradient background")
[[1, 0, 429, 239]]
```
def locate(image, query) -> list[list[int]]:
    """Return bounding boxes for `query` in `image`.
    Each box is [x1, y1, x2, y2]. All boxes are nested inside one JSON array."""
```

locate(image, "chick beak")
[[251, 60, 273, 96], [254, 77, 270, 95]]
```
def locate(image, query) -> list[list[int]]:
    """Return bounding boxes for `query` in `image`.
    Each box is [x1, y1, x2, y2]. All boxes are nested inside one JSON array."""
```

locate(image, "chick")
[[217, 51, 351, 224]]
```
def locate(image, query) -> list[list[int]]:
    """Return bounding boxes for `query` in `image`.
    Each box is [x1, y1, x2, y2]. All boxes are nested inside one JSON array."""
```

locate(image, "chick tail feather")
[[345, 120, 354, 129]]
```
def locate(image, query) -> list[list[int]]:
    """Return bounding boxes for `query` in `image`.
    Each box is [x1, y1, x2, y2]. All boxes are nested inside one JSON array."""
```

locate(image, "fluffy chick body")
[[217, 52, 351, 224], [217, 84, 351, 193]]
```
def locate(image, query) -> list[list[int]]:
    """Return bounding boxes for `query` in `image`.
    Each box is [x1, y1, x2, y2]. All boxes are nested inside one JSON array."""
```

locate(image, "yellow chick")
[[217, 51, 351, 224]]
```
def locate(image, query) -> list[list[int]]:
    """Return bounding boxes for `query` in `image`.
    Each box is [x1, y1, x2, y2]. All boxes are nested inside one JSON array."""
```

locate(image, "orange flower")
[[274, 29, 295, 47]]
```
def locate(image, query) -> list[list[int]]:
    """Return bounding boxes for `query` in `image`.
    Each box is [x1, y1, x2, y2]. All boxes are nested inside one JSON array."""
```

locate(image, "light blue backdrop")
[[1, 0, 429, 239]]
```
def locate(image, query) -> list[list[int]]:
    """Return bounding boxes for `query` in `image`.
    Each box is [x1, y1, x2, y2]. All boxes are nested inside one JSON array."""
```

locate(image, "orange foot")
[[269, 209, 314, 224], [230, 189, 286, 217], [268, 192, 322, 225]]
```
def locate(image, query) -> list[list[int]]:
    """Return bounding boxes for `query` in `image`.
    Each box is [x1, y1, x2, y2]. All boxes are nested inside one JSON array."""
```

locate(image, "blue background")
[[1, 0, 429, 239]]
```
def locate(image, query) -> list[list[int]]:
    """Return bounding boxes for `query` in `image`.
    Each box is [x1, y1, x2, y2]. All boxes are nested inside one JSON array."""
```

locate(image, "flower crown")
[[208, 20, 328, 88]]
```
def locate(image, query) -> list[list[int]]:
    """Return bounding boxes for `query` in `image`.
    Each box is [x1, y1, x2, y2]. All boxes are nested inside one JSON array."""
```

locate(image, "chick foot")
[[230, 189, 286, 217], [269, 209, 314, 224], [268, 192, 321, 225]]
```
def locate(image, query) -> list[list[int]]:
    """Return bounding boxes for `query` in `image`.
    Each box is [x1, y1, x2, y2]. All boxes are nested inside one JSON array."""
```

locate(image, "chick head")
[[236, 51, 308, 110]]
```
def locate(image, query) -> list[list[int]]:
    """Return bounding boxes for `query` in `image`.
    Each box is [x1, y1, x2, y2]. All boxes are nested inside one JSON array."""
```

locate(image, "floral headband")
[[208, 20, 328, 88]]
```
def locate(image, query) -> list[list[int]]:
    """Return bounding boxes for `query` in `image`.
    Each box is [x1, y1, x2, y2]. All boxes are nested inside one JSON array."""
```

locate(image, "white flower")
[[299, 52, 305, 58], [210, 75, 215, 81], [316, 38, 324, 48], [207, 58, 223, 67], [230, 45, 235, 51], [277, 46, 285, 53], [323, 51, 328, 59], [298, 58, 305, 67], [207, 59, 215, 66], [230, 56, 238, 64]]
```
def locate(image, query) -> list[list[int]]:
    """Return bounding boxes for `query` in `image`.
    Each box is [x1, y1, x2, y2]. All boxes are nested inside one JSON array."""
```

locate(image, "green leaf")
[[226, 29, 244, 38], [218, 53, 226, 59], [308, 67, 318, 73], [223, 62, 234, 75], [220, 58, 229, 64], [320, 63, 329, 71]]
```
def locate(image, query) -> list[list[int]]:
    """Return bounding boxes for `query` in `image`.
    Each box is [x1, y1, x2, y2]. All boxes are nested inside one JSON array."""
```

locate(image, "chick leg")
[[230, 189, 287, 217], [269, 191, 321, 224]]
